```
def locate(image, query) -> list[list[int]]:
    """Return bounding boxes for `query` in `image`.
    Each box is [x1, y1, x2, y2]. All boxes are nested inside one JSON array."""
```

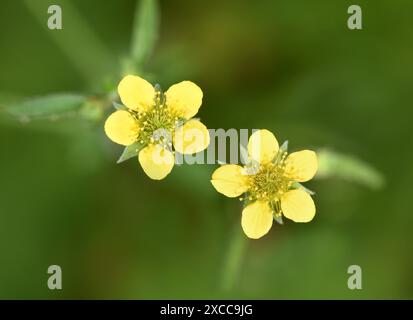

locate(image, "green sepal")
[[291, 181, 315, 195], [274, 140, 288, 164], [242, 194, 254, 208], [117, 141, 146, 164], [239, 143, 249, 165], [279, 140, 289, 153], [113, 102, 126, 111], [274, 214, 284, 225]]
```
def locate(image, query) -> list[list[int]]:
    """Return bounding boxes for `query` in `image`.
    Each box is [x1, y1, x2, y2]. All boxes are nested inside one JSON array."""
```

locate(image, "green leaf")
[[129, 0, 160, 72], [316, 149, 385, 190], [7, 94, 86, 120], [117, 141, 146, 163]]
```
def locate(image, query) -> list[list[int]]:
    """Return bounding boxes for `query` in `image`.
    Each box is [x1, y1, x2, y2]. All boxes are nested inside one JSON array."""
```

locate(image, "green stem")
[[220, 226, 248, 293], [129, 0, 159, 73], [22, 0, 115, 86]]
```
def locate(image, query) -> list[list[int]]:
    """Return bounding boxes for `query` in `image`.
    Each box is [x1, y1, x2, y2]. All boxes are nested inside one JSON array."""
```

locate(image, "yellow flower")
[[211, 129, 318, 239], [104, 75, 210, 180]]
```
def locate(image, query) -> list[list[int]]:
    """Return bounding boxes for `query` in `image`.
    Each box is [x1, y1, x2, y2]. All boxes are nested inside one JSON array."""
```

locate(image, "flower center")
[[247, 153, 292, 202], [133, 90, 182, 147]]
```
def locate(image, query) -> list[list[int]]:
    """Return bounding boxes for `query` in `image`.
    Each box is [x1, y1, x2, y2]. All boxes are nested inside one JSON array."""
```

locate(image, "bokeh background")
[[0, 0, 412, 299]]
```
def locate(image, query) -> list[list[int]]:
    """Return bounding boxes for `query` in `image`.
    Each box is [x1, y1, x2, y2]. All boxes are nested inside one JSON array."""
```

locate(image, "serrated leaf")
[[316, 149, 385, 190], [130, 0, 159, 71], [117, 141, 146, 163], [7, 94, 86, 119]]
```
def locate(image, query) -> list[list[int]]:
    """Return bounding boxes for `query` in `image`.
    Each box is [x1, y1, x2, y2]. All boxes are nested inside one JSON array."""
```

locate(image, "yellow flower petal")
[[104, 110, 139, 146], [285, 150, 318, 182], [281, 189, 316, 223], [138, 144, 175, 180], [241, 201, 273, 239], [210, 165, 249, 198], [118, 75, 155, 112], [173, 119, 210, 154], [165, 81, 203, 119], [247, 129, 279, 164]]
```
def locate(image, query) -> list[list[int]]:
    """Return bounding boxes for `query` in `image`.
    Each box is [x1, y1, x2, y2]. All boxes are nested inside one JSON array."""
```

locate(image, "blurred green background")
[[0, 0, 412, 299]]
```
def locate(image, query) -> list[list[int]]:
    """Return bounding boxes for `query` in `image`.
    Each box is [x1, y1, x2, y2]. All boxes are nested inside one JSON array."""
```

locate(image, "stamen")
[[132, 90, 182, 146], [246, 159, 292, 202]]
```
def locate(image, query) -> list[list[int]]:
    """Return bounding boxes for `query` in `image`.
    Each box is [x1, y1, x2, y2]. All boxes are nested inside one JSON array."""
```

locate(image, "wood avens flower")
[[104, 75, 210, 180], [211, 129, 318, 239]]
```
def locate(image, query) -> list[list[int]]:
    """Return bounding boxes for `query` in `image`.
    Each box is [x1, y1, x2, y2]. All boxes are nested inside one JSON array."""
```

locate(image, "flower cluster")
[[104, 76, 319, 240]]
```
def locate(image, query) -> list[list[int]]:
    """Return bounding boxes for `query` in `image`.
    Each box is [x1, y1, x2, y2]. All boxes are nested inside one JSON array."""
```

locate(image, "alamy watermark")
[[46, 4, 363, 32], [347, 5, 362, 30], [175, 128, 254, 165], [47, 265, 62, 290], [47, 5, 62, 30], [347, 265, 362, 290], [148, 128, 268, 171]]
